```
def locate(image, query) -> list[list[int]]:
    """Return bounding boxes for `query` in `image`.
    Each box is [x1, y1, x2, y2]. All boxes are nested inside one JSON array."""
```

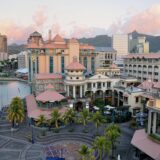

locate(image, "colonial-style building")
[[124, 53, 160, 82], [27, 31, 95, 82]]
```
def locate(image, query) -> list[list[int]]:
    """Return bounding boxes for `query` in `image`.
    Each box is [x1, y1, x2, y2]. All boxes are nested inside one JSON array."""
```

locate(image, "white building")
[[124, 53, 160, 82], [0, 52, 8, 61], [17, 51, 28, 69], [112, 34, 129, 56]]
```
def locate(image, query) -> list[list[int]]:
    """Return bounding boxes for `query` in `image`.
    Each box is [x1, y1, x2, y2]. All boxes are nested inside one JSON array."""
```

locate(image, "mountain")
[[7, 31, 160, 54], [78, 35, 112, 47], [8, 43, 26, 54], [129, 31, 160, 52]]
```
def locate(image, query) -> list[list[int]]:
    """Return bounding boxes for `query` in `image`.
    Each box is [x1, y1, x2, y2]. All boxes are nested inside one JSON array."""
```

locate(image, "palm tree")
[[7, 97, 25, 128], [36, 115, 46, 127], [93, 136, 111, 160], [92, 111, 104, 135], [78, 144, 90, 160], [105, 124, 120, 159], [80, 109, 90, 130], [50, 109, 61, 129], [63, 108, 76, 125]]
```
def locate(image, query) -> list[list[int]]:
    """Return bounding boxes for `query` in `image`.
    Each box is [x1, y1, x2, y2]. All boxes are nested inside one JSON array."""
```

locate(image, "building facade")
[[112, 34, 129, 56], [0, 34, 8, 61], [17, 51, 28, 69], [129, 36, 149, 54], [27, 31, 95, 82], [124, 53, 160, 82]]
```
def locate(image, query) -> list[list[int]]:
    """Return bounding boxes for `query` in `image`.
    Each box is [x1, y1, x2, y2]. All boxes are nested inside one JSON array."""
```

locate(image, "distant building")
[[27, 31, 95, 82], [112, 34, 129, 56], [17, 51, 28, 69], [129, 36, 149, 53], [124, 53, 160, 82], [0, 34, 8, 61]]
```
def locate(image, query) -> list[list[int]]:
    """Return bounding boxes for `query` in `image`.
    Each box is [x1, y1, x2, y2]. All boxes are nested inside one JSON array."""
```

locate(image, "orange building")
[[27, 31, 96, 82]]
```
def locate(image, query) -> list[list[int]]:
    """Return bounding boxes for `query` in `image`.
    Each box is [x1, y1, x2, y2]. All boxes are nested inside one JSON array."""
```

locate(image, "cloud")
[[33, 7, 47, 27], [0, 20, 35, 44], [108, 4, 160, 35]]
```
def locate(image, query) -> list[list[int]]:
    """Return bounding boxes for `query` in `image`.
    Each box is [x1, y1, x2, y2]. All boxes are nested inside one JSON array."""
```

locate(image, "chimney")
[[48, 30, 52, 41]]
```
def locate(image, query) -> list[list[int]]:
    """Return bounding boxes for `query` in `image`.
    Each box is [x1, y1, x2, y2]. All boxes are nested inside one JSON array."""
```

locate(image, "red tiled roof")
[[46, 84, 54, 89], [131, 129, 160, 160], [44, 43, 67, 49], [66, 61, 85, 70], [138, 79, 155, 90], [36, 90, 65, 103], [26, 94, 67, 119], [80, 44, 95, 50], [53, 34, 65, 42], [124, 53, 160, 59], [153, 82, 160, 89], [35, 74, 62, 80]]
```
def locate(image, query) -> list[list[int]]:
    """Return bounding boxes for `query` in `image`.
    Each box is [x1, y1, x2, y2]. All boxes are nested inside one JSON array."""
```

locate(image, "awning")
[[131, 129, 160, 160], [16, 68, 28, 74]]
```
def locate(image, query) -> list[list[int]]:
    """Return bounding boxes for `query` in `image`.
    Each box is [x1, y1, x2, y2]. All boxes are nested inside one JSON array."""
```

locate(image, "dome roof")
[[53, 34, 65, 42], [66, 57, 85, 70], [30, 31, 42, 37], [110, 63, 118, 69]]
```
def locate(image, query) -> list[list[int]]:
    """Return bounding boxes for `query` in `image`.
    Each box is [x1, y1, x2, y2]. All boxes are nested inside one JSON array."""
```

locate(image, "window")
[[49, 56, 54, 73], [61, 56, 65, 73], [135, 97, 139, 103], [103, 82, 105, 87], [37, 57, 39, 73], [33, 61, 35, 74], [91, 57, 95, 73], [83, 57, 87, 72], [76, 77, 79, 79], [93, 83, 95, 87], [70, 77, 72, 79]]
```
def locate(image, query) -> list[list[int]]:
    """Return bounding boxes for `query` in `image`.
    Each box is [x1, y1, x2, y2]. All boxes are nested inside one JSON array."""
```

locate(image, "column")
[[152, 112, 157, 134], [67, 85, 70, 97], [80, 85, 83, 98], [73, 86, 76, 99], [147, 110, 152, 134]]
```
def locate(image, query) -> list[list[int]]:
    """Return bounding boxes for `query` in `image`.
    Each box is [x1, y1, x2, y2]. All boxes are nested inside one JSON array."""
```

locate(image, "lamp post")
[[31, 125, 35, 144]]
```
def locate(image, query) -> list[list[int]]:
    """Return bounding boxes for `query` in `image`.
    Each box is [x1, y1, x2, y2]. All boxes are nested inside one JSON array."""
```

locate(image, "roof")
[[153, 82, 160, 89], [16, 68, 28, 74], [53, 34, 65, 42], [79, 44, 95, 50], [89, 74, 110, 80], [110, 64, 118, 69], [124, 53, 160, 59], [95, 47, 116, 52], [36, 90, 65, 103], [30, 31, 42, 37], [26, 94, 67, 119], [66, 57, 85, 70], [46, 84, 54, 89], [125, 86, 143, 93], [35, 74, 62, 80], [138, 79, 155, 90], [131, 129, 160, 160]]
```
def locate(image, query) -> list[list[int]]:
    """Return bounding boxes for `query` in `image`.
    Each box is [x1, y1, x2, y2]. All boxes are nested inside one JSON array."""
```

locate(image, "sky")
[[0, 0, 160, 43]]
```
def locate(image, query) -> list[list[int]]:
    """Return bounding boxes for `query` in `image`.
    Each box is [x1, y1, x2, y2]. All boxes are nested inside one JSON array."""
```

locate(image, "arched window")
[[91, 57, 95, 73]]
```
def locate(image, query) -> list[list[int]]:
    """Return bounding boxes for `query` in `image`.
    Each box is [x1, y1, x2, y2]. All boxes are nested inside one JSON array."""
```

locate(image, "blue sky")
[[0, 0, 160, 43]]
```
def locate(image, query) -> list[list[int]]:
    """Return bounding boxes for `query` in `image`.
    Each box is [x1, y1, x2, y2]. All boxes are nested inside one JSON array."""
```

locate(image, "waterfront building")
[[112, 34, 129, 56], [124, 53, 160, 82], [33, 73, 64, 95], [17, 51, 28, 69], [129, 36, 149, 54], [27, 31, 95, 82]]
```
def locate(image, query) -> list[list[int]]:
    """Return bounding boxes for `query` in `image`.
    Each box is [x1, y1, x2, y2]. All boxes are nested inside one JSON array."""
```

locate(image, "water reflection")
[[0, 81, 30, 109]]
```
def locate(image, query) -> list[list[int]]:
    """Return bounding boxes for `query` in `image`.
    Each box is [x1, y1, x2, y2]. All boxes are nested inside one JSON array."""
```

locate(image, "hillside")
[[7, 31, 160, 54]]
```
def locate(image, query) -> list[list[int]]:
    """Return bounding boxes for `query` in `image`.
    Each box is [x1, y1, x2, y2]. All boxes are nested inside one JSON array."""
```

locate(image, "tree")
[[105, 124, 120, 159], [80, 109, 90, 130], [78, 144, 90, 160], [7, 97, 25, 128], [63, 108, 76, 125], [36, 115, 46, 127], [50, 109, 61, 129], [92, 111, 104, 134], [93, 136, 111, 160]]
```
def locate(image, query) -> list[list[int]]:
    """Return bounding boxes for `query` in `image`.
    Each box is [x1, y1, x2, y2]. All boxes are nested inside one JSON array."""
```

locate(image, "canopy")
[[16, 68, 28, 74], [36, 90, 65, 103]]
